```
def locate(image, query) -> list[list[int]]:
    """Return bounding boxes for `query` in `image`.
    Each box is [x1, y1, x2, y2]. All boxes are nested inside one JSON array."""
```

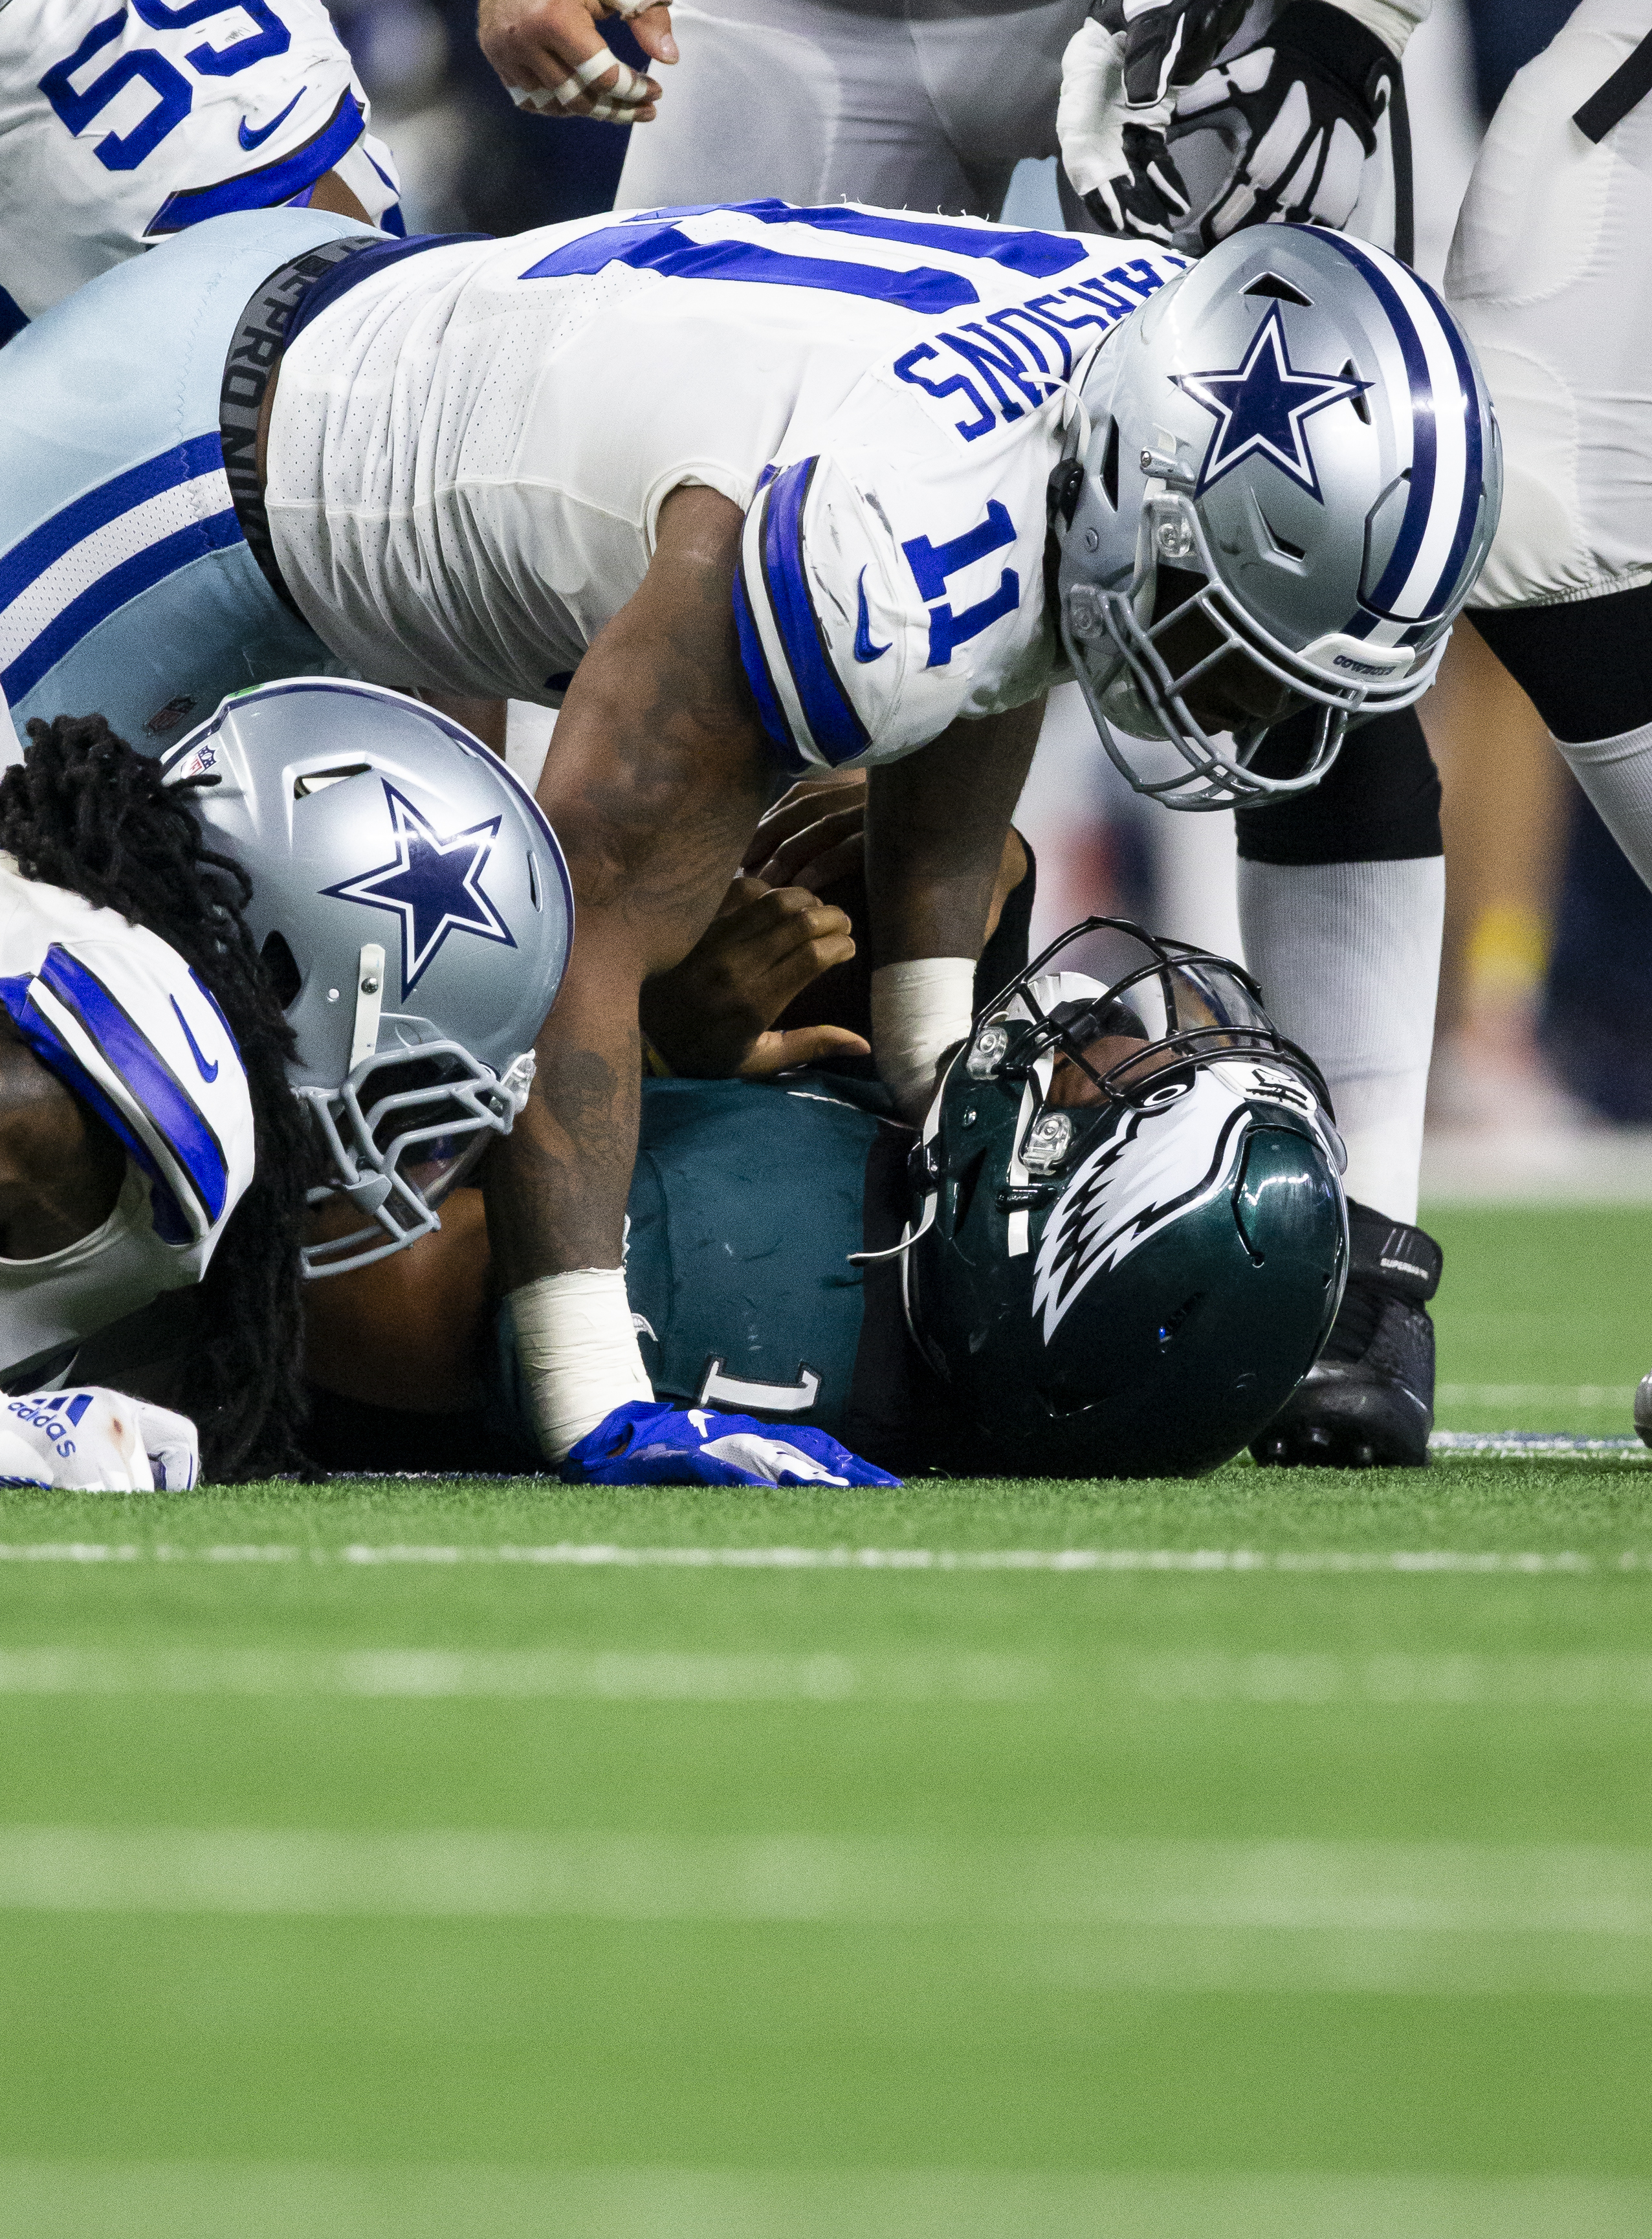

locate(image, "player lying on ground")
[[0, 679, 575, 1484], [303, 916, 1350, 1481], [0, 199, 1495, 1478], [162, 677, 896, 1486]]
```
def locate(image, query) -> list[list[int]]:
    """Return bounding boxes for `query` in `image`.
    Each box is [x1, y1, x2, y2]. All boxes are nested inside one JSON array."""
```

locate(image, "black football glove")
[[1168, 0, 1402, 249], [1058, 0, 1249, 245]]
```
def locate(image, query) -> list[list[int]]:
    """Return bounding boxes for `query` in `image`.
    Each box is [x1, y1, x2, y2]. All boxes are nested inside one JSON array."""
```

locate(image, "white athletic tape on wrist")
[[509, 1268, 654, 1464], [870, 958, 976, 1126]]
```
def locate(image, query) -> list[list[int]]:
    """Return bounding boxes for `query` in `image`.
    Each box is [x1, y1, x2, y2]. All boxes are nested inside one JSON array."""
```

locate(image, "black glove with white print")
[[1059, 0, 1251, 244], [1168, 0, 1400, 248]]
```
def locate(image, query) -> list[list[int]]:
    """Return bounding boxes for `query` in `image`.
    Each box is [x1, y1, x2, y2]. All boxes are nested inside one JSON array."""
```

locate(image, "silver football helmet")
[[160, 680, 573, 1276], [1052, 224, 1502, 809]]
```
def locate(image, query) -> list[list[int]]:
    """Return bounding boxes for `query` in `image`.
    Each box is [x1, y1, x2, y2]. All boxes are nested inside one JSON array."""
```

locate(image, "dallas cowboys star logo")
[[324, 782, 515, 997], [1173, 303, 1369, 505]]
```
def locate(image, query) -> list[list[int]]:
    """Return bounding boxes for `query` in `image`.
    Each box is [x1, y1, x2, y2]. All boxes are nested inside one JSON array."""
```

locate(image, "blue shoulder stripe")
[[759, 460, 870, 769], [732, 555, 800, 769], [0, 971, 193, 1244], [36, 948, 231, 1226], [145, 90, 366, 234]]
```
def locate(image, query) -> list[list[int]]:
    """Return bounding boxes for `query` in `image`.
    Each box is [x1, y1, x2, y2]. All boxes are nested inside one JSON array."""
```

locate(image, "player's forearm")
[[483, 485, 774, 1455], [865, 700, 1043, 1118], [865, 700, 1044, 968]]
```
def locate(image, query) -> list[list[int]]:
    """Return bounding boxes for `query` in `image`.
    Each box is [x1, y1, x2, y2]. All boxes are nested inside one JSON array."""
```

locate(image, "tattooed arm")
[[483, 486, 774, 1285]]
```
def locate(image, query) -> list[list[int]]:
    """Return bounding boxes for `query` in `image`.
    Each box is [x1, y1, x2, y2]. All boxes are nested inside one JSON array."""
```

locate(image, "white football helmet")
[[1052, 223, 1501, 808], [162, 680, 573, 1275]]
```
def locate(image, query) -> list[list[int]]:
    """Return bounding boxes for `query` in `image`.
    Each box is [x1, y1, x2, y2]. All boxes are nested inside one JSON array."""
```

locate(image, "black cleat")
[[1250, 1202, 1442, 1469]]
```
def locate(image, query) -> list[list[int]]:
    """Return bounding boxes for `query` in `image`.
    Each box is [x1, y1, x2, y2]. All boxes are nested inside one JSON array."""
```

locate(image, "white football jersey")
[[265, 203, 1188, 767], [0, 860, 256, 1375], [0, 0, 399, 333]]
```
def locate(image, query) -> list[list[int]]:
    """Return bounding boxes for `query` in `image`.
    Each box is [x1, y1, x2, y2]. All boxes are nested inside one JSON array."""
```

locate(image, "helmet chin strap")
[[846, 1195, 936, 1266]]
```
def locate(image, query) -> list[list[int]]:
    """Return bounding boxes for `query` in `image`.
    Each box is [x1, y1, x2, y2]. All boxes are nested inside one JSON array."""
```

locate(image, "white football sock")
[[1237, 857, 1444, 1227], [1549, 718, 1652, 889]]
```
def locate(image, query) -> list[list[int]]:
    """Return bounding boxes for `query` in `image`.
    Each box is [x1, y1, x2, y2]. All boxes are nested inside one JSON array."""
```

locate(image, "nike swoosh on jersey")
[[170, 997, 219, 1083], [853, 569, 890, 663], [237, 89, 306, 152]]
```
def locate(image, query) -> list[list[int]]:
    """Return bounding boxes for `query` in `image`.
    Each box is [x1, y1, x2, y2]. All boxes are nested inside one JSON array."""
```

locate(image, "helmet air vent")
[[1100, 418, 1120, 511], [294, 763, 372, 800], [259, 930, 302, 1011], [1259, 509, 1306, 564], [1244, 272, 1313, 307], [1342, 362, 1371, 426]]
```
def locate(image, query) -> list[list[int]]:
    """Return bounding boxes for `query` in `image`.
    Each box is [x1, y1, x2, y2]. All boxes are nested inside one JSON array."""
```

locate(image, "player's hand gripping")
[[639, 872, 870, 1079], [478, 0, 676, 122], [0, 1387, 200, 1492], [1169, 0, 1400, 247], [1059, 0, 1248, 243]]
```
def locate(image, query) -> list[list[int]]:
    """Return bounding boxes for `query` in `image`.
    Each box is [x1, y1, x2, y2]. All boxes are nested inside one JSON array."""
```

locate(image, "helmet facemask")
[[1062, 480, 1443, 812], [902, 920, 1349, 1477], [955, 919, 1337, 1206], [299, 1042, 534, 1277]]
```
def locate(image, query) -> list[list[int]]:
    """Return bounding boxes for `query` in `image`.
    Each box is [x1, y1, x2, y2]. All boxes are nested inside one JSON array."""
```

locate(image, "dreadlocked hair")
[[3, 713, 311, 1480]]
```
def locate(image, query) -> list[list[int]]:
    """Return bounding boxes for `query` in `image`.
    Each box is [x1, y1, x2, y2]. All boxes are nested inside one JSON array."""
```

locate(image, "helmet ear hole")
[[1100, 418, 1120, 511], [260, 930, 302, 1010]]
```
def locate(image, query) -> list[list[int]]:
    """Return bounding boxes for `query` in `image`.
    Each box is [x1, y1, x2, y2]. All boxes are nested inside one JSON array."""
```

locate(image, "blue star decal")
[[324, 782, 515, 997], [1173, 303, 1369, 505]]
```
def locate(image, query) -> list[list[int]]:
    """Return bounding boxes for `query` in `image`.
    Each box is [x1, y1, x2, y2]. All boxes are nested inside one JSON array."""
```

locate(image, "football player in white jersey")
[[0, 694, 274, 1484], [0, 0, 402, 344], [0, 197, 1495, 1470], [0, 676, 589, 1485]]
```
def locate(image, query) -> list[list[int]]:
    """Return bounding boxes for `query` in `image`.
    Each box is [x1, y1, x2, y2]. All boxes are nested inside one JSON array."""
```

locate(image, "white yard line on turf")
[[1, 1646, 1651, 1708], [0, 1541, 1640, 1572], [0, 2163, 1646, 2239], [3, 1828, 1652, 1994], [0, 1646, 1050, 1703], [1436, 1385, 1637, 1406]]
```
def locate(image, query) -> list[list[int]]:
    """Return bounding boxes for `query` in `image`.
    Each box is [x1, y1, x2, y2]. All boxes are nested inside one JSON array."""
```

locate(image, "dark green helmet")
[[903, 920, 1348, 1478]]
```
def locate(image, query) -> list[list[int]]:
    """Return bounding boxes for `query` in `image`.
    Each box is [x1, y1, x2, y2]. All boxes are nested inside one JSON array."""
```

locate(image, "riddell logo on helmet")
[[1332, 654, 1402, 678]]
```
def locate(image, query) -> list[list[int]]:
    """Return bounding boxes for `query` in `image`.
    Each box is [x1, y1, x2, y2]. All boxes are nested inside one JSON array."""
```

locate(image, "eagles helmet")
[[159, 680, 573, 1277], [1052, 224, 1501, 809], [902, 920, 1347, 1477]]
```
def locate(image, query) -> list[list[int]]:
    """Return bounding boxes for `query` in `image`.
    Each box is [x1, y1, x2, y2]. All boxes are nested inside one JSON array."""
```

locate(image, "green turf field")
[[1, 1204, 1649, 2238]]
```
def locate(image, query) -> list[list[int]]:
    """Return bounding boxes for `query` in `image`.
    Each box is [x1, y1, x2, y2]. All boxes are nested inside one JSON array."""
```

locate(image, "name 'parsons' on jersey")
[[264, 203, 1188, 767]]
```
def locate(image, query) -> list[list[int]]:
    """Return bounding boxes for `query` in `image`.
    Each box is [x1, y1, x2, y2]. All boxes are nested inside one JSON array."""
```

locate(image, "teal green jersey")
[[490, 1073, 939, 1473]]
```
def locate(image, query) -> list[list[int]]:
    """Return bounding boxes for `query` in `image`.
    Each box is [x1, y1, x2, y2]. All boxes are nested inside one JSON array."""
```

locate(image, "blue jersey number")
[[522, 199, 1090, 318], [903, 502, 1020, 668], [40, 1, 292, 173]]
